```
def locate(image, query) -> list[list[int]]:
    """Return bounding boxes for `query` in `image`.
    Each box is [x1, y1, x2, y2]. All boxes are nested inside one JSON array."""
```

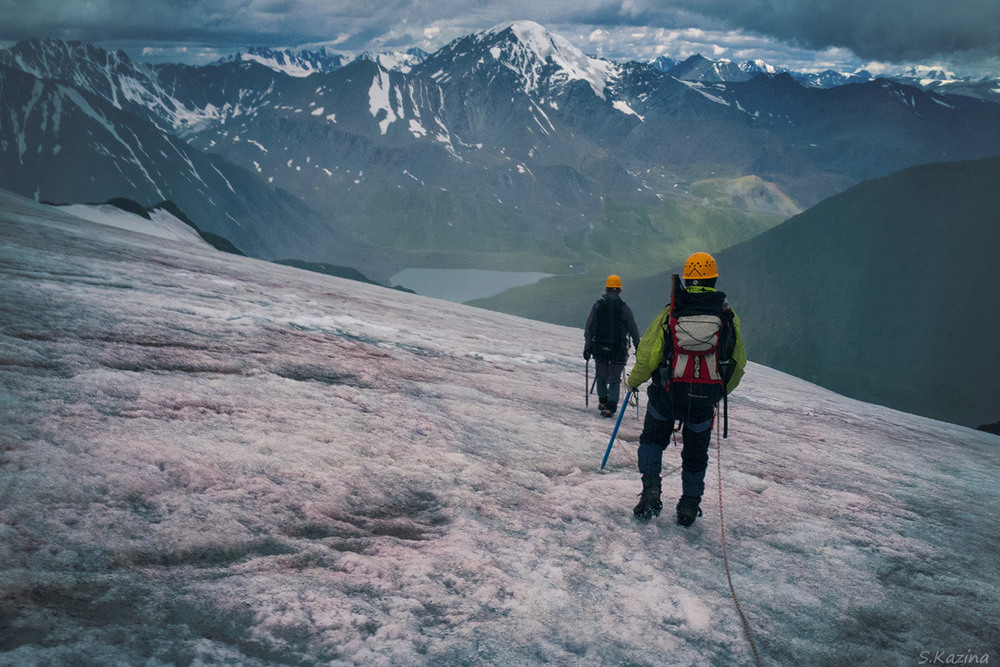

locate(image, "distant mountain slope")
[[628, 156, 1000, 428], [664, 54, 779, 83], [213, 46, 428, 77], [0, 38, 183, 132], [216, 46, 350, 77], [653, 53, 1000, 102], [0, 62, 391, 275]]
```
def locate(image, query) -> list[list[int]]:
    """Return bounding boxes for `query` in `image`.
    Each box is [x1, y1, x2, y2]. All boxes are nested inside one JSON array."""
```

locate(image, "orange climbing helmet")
[[605, 274, 622, 289], [682, 252, 719, 280]]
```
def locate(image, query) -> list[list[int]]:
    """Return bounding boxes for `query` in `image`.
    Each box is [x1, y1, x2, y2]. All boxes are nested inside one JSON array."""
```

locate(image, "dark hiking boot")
[[676, 495, 703, 527], [633, 480, 662, 521], [601, 401, 617, 418]]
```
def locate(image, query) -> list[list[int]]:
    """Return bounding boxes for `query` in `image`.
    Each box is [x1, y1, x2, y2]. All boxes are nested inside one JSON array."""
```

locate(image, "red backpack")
[[661, 274, 737, 392]]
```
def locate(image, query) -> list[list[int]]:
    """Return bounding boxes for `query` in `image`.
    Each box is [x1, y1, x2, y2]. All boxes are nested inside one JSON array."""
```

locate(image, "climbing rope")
[[623, 391, 764, 664], [715, 423, 764, 667]]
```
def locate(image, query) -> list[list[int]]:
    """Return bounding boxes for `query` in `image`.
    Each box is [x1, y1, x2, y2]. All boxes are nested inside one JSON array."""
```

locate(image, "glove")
[[583, 348, 591, 361]]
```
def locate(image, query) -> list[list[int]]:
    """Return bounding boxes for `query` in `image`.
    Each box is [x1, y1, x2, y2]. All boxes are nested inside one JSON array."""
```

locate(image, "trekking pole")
[[601, 389, 633, 469], [585, 359, 590, 407]]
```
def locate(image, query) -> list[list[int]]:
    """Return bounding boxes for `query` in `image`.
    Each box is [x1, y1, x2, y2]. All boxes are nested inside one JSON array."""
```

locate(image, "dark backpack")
[[591, 297, 629, 362], [659, 275, 737, 398]]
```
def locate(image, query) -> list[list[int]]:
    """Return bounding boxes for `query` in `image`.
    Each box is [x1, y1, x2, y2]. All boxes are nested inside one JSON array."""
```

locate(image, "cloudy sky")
[[2, 0, 999, 77]]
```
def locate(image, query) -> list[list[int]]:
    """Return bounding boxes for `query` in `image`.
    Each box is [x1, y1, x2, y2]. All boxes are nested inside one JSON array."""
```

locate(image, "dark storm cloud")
[[0, 0, 377, 48], [667, 0, 1000, 63], [0, 0, 997, 72]]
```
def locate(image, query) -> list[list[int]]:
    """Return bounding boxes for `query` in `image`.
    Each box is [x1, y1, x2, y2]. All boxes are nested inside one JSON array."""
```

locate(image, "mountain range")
[[1, 21, 999, 427], [222, 45, 1000, 101], [3, 24, 999, 280]]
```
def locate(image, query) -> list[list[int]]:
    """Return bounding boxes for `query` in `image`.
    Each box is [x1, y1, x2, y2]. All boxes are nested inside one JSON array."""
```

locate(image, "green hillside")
[[469, 176, 791, 326], [626, 156, 1000, 428]]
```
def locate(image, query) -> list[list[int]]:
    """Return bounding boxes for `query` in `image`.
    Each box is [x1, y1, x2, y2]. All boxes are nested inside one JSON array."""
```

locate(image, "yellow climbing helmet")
[[683, 252, 719, 280], [605, 274, 622, 289]]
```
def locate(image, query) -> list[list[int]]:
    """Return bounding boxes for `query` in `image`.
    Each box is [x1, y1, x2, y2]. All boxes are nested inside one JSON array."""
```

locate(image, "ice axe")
[[601, 389, 633, 469]]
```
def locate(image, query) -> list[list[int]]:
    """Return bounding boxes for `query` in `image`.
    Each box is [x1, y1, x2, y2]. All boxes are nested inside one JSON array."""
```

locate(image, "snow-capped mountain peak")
[[213, 45, 430, 76], [901, 64, 959, 81], [661, 53, 786, 83], [353, 48, 429, 74], [740, 58, 780, 75], [217, 46, 348, 77], [482, 20, 619, 99]]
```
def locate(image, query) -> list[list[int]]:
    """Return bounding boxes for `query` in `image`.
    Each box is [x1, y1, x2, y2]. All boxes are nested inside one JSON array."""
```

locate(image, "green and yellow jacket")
[[626, 286, 747, 395]]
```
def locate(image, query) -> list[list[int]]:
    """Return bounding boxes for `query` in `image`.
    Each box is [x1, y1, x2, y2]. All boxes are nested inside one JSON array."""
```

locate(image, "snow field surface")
[[0, 190, 998, 666]]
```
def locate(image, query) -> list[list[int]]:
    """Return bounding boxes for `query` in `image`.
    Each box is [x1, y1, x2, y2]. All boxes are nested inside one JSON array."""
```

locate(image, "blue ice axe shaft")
[[601, 389, 633, 470]]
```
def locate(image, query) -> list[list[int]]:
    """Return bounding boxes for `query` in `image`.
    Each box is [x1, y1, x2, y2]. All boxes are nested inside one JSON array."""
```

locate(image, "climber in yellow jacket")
[[626, 251, 746, 527]]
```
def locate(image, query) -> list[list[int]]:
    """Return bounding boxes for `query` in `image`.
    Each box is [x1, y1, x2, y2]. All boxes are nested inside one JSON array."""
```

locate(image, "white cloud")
[[587, 28, 609, 44]]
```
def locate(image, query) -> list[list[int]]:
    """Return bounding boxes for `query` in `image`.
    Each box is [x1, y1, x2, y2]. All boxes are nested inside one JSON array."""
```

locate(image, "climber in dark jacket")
[[584, 274, 641, 418]]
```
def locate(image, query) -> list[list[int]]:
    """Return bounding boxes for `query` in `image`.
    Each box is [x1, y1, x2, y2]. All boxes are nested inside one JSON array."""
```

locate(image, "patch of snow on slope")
[[60, 203, 210, 246], [369, 66, 397, 134], [241, 52, 317, 78], [679, 79, 731, 106], [613, 99, 644, 119]]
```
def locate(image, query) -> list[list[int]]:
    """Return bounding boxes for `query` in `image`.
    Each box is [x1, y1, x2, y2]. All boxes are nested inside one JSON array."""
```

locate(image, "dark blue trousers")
[[637, 382, 719, 498]]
